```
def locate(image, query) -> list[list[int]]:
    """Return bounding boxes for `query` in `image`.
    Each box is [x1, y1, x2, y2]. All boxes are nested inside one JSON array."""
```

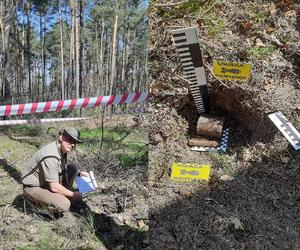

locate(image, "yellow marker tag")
[[213, 60, 251, 81], [171, 162, 211, 182]]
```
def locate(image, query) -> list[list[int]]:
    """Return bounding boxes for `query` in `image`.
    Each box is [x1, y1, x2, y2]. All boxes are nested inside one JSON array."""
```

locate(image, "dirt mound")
[[149, 0, 300, 170], [149, 154, 300, 249], [148, 0, 300, 249]]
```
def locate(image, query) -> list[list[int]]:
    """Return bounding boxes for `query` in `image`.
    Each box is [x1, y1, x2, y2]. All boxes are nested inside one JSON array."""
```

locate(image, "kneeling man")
[[22, 127, 88, 213]]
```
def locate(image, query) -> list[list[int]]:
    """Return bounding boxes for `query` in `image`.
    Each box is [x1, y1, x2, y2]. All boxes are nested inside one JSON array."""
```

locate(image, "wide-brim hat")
[[59, 127, 83, 143]]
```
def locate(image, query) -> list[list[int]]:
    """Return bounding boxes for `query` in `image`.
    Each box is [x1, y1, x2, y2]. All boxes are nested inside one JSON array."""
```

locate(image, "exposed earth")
[[148, 1, 300, 249], [1, 1, 300, 249], [0, 115, 149, 249]]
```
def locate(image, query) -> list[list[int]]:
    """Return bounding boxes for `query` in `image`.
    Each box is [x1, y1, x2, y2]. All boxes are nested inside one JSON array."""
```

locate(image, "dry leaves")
[[231, 217, 244, 230], [220, 175, 234, 181], [239, 20, 252, 34], [277, 0, 294, 11], [284, 10, 296, 16], [255, 38, 265, 48], [266, 26, 276, 33], [137, 219, 146, 228], [269, 3, 277, 15]]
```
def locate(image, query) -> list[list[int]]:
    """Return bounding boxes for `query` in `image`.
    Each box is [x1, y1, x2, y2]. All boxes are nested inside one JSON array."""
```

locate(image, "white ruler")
[[171, 27, 210, 113], [268, 111, 300, 150]]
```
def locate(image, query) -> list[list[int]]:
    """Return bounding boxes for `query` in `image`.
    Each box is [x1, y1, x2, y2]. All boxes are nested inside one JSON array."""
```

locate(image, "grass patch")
[[210, 153, 237, 175], [278, 33, 291, 44], [153, 0, 225, 38], [153, 0, 201, 19], [0, 136, 36, 162], [80, 127, 148, 168], [8, 124, 42, 137], [245, 4, 270, 26], [292, 113, 300, 129], [18, 224, 61, 250], [119, 144, 148, 168], [248, 45, 276, 59], [199, 1, 225, 38], [80, 127, 147, 147], [204, 17, 225, 38], [1, 125, 148, 172], [255, 11, 268, 24], [80, 127, 131, 144]]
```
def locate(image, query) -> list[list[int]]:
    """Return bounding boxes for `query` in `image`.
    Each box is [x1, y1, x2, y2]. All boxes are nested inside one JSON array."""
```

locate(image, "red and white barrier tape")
[[0, 117, 88, 126], [0, 92, 148, 117]]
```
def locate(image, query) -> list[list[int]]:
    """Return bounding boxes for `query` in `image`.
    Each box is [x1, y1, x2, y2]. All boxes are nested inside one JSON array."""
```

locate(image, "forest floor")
[[149, 0, 300, 249], [0, 114, 149, 250]]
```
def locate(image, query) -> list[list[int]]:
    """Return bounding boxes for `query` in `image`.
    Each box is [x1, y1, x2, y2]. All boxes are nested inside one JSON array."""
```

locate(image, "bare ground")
[[0, 116, 148, 250], [148, 0, 300, 249]]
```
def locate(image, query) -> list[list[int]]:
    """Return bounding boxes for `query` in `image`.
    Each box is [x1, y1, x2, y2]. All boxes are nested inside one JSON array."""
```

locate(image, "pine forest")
[[0, 0, 148, 106]]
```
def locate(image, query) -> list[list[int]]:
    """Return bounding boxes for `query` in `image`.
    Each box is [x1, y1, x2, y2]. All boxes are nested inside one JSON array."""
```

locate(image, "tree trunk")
[[59, 0, 65, 100], [79, 0, 83, 97], [132, 58, 139, 92], [99, 19, 105, 95], [0, 1, 11, 104], [25, 2, 32, 100], [95, 20, 103, 96], [22, 17, 25, 96], [124, 28, 130, 92], [42, 18, 46, 100], [75, 0, 80, 98], [143, 48, 148, 92], [68, 0, 76, 98], [110, 12, 118, 95], [105, 34, 110, 95], [14, 9, 21, 100], [39, 13, 46, 101], [121, 34, 126, 93]]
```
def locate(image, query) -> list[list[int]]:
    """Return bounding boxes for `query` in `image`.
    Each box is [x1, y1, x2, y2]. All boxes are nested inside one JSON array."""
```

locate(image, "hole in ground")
[[176, 85, 276, 150]]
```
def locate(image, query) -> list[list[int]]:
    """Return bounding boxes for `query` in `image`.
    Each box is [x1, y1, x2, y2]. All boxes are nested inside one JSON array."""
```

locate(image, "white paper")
[[77, 171, 97, 193], [89, 171, 97, 188]]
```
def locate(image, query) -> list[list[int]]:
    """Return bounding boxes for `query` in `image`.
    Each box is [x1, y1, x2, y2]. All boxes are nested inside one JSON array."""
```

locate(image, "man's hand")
[[49, 182, 77, 198], [72, 191, 83, 202], [78, 171, 89, 177]]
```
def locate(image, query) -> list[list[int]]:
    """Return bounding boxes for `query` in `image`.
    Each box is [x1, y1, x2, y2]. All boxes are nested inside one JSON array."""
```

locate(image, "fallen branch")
[[204, 62, 230, 89]]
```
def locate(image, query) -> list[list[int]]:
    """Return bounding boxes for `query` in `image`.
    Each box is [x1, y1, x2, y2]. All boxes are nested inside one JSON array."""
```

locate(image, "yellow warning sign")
[[171, 162, 211, 182], [213, 60, 251, 81]]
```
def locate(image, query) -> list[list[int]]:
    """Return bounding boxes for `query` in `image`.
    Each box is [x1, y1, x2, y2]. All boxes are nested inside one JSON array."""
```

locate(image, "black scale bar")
[[172, 32, 186, 38], [181, 58, 193, 63], [175, 38, 187, 43], [182, 61, 193, 64], [183, 67, 194, 71], [186, 76, 197, 79], [171, 27, 210, 113], [185, 72, 196, 76], [182, 65, 195, 71]]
